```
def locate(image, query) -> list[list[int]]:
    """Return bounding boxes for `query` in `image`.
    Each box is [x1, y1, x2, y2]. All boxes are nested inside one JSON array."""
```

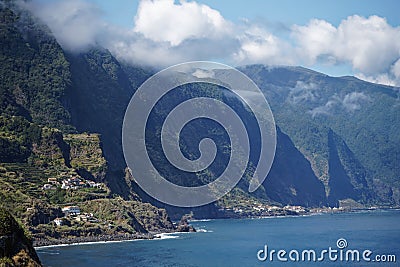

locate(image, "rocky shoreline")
[[33, 214, 197, 248], [33, 232, 167, 248]]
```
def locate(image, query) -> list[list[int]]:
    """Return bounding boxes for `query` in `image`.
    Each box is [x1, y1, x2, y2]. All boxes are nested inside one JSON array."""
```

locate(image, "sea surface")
[[37, 210, 400, 267]]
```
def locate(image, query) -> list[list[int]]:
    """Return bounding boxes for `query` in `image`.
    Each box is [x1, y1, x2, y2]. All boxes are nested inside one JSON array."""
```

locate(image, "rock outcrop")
[[0, 207, 42, 267]]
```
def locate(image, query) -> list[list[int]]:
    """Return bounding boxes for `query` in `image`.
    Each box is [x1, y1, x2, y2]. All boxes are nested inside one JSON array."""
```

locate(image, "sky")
[[22, 0, 400, 86]]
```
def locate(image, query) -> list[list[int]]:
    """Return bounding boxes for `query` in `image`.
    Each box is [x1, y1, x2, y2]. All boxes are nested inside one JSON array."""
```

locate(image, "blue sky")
[[27, 0, 400, 85], [90, 0, 400, 27], [89, 0, 400, 29]]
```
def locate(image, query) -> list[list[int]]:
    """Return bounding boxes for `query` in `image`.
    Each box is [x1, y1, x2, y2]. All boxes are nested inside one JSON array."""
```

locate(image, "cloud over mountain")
[[309, 92, 371, 117], [23, 0, 400, 86], [287, 81, 319, 105], [23, 0, 104, 51], [292, 15, 400, 85]]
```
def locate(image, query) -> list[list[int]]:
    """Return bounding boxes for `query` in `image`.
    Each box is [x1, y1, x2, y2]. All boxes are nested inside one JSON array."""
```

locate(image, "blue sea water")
[[37, 210, 400, 267]]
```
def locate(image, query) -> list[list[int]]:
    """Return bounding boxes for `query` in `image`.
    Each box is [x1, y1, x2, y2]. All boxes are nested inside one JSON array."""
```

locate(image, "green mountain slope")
[[0, 2, 177, 244], [0, 5, 74, 132], [240, 65, 400, 205]]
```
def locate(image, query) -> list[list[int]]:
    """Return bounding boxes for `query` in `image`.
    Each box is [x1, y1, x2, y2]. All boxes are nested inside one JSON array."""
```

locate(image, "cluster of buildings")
[[251, 204, 282, 212], [219, 203, 310, 217], [53, 205, 98, 226], [61, 205, 81, 216], [61, 177, 85, 189], [42, 176, 102, 190], [251, 204, 307, 214], [249, 203, 307, 214], [283, 205, 307, 213]]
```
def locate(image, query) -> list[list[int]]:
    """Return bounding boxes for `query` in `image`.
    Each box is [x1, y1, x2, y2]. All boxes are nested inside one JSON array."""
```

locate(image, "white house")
[[54, 218, 64, 226], [47, 178, 58, 184], [62, 206, 80, 216], [42, 184, 53, 190]]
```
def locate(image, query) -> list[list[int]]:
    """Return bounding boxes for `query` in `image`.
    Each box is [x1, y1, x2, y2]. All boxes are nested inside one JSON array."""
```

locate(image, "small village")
[[39, 174, 106, 228], [42, 175, 103, 191], [218, 202, 346, 218], [52, 205, 100, 227]]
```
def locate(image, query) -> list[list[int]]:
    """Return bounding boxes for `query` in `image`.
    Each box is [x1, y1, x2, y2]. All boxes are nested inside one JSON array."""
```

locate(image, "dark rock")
[[25, 205, 63, 226], [0, 206, 42, 266], [176, 215, 196, 232]]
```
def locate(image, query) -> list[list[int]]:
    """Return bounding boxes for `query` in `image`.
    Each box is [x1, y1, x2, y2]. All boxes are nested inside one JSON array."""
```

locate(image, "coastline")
[[33, 229, 192, 249], [33, 232, 160, 248], [34, 230, 203, 249]]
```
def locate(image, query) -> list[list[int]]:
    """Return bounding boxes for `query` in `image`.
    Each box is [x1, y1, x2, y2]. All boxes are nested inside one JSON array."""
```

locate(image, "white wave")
[[195, 228, 213, 233], [34, 239, 140, 249], [154, 233, 180, 240], [188, 219, 212, 222], [36, 232, 185, 249]]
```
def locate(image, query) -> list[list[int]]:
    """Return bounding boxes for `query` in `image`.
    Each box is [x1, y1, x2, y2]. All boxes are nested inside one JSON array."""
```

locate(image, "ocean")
[[37, 210, 400, 267]]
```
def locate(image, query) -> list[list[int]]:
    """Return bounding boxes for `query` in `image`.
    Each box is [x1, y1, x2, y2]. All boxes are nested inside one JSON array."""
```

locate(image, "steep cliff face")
[[327, 130, 372, 206], [64, 49, 153, 196], [65, 49, 151, 171], [263, 128, 327, 206], [241, 64, 399, 205], [0, 207, 42, 267], [0, 5, 74, 133]]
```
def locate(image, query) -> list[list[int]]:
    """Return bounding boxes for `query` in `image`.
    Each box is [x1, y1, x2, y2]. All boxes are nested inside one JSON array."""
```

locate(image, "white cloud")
[[355, 73, 398, 87], [292, 19, 337, 64], [192, 69, 215, 79], [334, 15, 400, 75], [391, 59, 400, 80], [355, 57, 400, 86], [309, 92, 371, 117], [309, 98, 338, 117], [23, 0, 105, 51], [23, 0, 400, 86], [342, 92, 371, 112], [233, 25, 295, 65], [287, 81, 319, 104], [292, 15, 400, 85], [133, 0, 232, 46], [106, 32, 241, 67], [106, 35, 186, 67]]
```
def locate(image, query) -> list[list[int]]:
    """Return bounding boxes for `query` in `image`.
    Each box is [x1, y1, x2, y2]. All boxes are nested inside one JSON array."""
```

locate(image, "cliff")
[[0, 207, 41, 267]]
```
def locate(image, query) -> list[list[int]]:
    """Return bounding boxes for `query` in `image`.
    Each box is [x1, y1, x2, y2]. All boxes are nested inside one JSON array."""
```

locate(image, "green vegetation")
[[0, 116, 41, 162], [0, 0, 398, 249], [64, 133, 107, 178], [241, 65, 400, 206], [81, 198, 173, 233], [0, 206, 42, 267], [0, 127, 110, 215], [0, 3, 178, 246], [0, 5, 74, 133]]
